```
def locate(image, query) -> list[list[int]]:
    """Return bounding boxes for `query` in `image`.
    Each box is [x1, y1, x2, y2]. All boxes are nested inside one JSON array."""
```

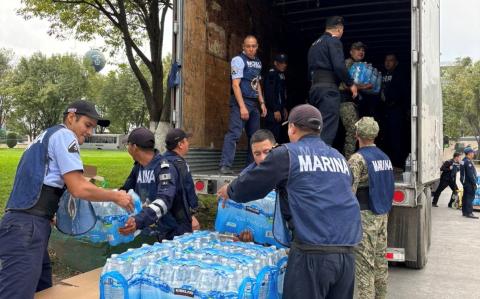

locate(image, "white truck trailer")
[[169, 0, 442, 269]]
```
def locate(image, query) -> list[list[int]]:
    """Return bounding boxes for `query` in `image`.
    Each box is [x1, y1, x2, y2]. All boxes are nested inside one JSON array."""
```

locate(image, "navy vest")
[[131, 153, 165, 205], [239, 52, 262, 99], [357, 146, 395, 215], [163, 151, 198, 211], [279, 136, 362, 246], [6, 125, 63, 210]]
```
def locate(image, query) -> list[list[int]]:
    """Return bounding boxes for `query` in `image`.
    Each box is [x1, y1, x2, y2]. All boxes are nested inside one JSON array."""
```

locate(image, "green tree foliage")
[[442, 57, 480, 150], [6, 53, 89, 140], [0, 49, 14, 129], [20, 0, 172, 126], [99, 64, 149, 133]]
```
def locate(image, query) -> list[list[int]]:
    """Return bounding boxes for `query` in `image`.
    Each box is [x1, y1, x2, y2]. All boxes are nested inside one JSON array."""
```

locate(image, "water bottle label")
[[226, 222, 237, 228], [245, 206, 260, 215], [173, 288, 194, 297]]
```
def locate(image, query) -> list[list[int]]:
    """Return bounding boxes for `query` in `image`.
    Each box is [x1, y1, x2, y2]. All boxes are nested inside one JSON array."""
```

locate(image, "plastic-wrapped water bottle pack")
[[215, 191, 281, 247], [77, 189, 143, 246], [100, 230, 288, 299], [348, 62, 382, 94]]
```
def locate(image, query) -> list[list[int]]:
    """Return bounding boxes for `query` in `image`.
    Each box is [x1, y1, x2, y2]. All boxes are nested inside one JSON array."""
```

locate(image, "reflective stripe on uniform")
[[148, 198, 168, 218]]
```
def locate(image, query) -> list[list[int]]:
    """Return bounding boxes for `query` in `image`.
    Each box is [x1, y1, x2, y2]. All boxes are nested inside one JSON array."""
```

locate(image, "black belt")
[[311, 69, 338, 85], [291, 242, 356, 254], [24, 185, 65, 219], [356, 187, 371, 211]]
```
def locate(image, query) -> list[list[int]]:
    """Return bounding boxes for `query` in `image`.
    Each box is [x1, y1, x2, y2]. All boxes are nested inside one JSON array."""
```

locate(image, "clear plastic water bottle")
[[405, 154, 412, 172]]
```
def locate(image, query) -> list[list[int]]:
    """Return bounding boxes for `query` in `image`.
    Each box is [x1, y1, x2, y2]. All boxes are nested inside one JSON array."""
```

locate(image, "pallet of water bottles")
[[348, 62, 382, 94], [100, 231, 288, 299], [75, 190, 143, 246], [472, 176, 480, 206], [215, 191, 282, 248]]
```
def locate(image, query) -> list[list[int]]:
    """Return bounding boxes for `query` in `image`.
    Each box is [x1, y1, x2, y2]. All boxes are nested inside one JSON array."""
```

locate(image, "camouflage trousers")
[[339, 101, 359, 159], [355, 210, 388, 299]]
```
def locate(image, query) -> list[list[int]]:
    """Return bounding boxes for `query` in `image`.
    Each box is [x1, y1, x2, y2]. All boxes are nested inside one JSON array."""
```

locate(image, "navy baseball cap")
[[325, 16, 344, 28], [283, 104, 323, 131], [64, 100, 110, 127], [127, 127, 155, 149], [464, 147, 476, 154], [165, 128, 192, 150], [274, 53, 288, 63]]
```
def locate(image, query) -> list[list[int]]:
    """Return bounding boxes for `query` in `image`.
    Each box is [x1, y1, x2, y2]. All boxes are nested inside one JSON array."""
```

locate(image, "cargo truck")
[[169, 0, 442, 269]]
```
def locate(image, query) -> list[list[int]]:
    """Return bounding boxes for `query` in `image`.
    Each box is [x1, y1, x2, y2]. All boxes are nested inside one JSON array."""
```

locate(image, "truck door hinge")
[[172, 109, 177, 123], [412, 49, 419, 65], [412, 0, 419, 9], [173, 21, 179, 34], [412, 160, 418, 172], [411, 105, 418, 118]]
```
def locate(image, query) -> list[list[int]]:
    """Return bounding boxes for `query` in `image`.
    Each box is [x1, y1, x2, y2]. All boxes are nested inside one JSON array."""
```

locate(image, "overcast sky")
[[0, 0, 479, 67], [0, 1, 173, 73]]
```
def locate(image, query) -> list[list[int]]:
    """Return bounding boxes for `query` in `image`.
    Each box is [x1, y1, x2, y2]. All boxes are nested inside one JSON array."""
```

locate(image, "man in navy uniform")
[[219, 35, 267, 174], [163, 128, 200, 231], [236, 129, 277, 242], [308, 16, 358, 145], [0, 100, 133, 299], [348, 117, 395, 299], [217, 104, 362, 299], [460, 147, 478, 219], [119, 128, 200, 239], [264, 54, 288, 142], [432, 152, 461, 207]]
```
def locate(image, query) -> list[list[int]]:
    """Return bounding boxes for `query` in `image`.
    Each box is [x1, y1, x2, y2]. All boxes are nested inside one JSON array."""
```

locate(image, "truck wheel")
[[405, 191, 430, 269]]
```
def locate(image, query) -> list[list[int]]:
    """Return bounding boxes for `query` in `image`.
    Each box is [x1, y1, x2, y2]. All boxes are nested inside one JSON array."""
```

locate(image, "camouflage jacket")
[[348, 145, 376, 194]]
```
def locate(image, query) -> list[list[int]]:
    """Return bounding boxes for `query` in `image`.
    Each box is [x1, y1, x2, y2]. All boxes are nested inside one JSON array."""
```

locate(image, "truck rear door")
[[416, 0, 442, 184]]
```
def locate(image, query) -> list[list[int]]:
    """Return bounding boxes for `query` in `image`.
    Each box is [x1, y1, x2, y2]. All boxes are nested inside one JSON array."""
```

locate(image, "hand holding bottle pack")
[[79, 189, 142, 245]]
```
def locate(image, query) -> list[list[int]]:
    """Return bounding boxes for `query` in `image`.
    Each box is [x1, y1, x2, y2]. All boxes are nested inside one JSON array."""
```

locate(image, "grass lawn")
[[0, 148, 134, 217], [0, 148, 218, 228]]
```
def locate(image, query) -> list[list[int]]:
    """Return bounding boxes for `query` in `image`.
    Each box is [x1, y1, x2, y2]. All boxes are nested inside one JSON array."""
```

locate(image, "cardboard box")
[[35, 268, 102, 299], [83, 165, 104, 182]]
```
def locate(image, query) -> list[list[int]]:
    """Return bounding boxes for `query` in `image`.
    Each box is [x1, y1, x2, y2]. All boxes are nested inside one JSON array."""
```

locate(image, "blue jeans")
[[220, 96, 260, 167], [0, 212, 52, 299]]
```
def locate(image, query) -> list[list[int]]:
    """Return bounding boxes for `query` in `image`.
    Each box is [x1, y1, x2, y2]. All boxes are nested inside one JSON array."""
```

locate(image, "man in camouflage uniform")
[[348, 117, 395, 299], [339, 42, 373, 158]]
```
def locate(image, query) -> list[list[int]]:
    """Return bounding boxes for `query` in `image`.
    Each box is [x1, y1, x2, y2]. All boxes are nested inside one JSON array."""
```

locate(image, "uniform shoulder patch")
[[68, 140, 79, 153], [160, 161, 170, 169]]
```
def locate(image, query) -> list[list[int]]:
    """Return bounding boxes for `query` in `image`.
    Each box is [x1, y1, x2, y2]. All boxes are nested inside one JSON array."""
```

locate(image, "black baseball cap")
[[165, 128, 193, 150], [282, 104, 323, 131], [351, 41, 367, 50], [325, 16, 344, 28], [274, 53, 288, 63], [64, 100, 110, 127], [127, 127, 155, 149]]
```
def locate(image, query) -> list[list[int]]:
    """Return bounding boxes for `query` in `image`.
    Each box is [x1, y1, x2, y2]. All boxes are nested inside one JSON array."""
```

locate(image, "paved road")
[[387, 190, 480, 299]]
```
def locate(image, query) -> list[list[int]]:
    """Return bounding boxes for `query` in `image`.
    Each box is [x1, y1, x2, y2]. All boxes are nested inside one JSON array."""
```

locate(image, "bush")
[[6, 132, 17, 148], [0, 129, 6, 144]]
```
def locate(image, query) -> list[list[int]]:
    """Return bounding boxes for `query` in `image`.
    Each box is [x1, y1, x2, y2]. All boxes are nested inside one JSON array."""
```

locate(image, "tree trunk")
[[150, 120, 171, 153]]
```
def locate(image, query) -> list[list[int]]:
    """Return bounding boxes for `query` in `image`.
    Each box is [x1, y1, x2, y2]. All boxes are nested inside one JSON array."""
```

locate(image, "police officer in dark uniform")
[[264, 54, 288, 142], [119, 128, 200, 239], [432, 152, 461, 207], [217, 104, 362, 299], [163, 128, 200, 231], [460, 147, 478, 219], [308, 16, 358, 145], [219, 35, 267, 174], [0, 100, 133, 299]]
